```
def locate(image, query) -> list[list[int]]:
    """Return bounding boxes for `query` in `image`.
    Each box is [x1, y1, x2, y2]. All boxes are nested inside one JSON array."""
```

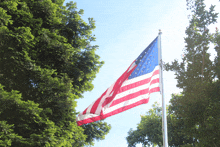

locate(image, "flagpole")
[[158, 30, 168, 147]]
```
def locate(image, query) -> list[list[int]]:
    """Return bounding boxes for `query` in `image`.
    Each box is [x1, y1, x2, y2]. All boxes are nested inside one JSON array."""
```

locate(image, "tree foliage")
[[126, 103, 163, 147], [126, 102, 195, 147], [165, 0, 220, 146], [0, 0, 110, 146]]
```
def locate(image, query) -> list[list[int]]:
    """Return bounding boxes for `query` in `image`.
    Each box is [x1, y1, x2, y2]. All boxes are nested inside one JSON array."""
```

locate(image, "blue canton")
[[128, 37, 158, 79]]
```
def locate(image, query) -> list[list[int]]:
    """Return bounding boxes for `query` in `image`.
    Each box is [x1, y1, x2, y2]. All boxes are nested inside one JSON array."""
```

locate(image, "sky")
[[63, 0, 220, 146]]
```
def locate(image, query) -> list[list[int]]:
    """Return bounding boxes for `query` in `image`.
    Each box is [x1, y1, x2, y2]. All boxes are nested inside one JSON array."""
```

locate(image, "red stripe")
[[118, 69, 159, 94], [90, 89, 108, 114], [110, 78, 159, 106], [77, 115, 102, 126], [106, 98, 149, 117], [82, 89, 107, 115], [77, 66, 160, 126], [150, 87, 160, 93], [77, 98, 150, 126], [101, 64, 137, 107], [82, 108, 88, 115], [83, 63, 137, 115]]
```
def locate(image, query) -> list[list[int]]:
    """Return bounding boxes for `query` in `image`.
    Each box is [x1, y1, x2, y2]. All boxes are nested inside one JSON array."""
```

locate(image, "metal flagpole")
[[158, 30, 168, 147]]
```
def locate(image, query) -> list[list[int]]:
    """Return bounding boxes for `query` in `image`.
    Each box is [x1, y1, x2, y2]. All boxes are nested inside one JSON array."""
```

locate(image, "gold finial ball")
[[159, 29, 162, 35]]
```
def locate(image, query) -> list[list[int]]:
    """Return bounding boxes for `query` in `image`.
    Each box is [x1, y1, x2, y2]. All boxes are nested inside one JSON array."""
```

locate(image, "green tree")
[[169, 84, 220, 147], [164, 0, 220, 146], [126, 102, 195, 147], [0, 0, 110, 146], [126, 103, 163, 147]]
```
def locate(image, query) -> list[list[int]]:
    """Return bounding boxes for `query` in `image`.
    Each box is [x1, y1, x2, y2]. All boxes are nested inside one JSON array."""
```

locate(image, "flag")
[[77, 37, 160, 126]]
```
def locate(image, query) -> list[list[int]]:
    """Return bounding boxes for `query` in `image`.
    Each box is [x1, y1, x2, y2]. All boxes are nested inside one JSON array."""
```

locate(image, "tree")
[[0, 0, 110, 146], [164, 0, 220, 146], [166, 0, 218, 92], [126, 103, 163, 147], [126, 102, 195, 147]]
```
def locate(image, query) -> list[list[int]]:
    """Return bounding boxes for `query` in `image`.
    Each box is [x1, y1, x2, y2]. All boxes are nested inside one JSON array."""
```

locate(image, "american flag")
[[77, 37, 160, 126]]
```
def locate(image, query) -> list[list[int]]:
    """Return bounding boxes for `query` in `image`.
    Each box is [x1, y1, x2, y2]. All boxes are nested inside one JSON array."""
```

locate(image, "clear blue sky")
[[63, 0, 220, 146]]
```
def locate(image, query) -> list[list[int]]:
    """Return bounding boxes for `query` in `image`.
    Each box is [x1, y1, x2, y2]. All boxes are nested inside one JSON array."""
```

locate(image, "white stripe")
[[78, 66, 159, 121], [102, 66, 159, 111], [103, 92, 151, 114], [95, 81, 116, 115], [122, 65, 159, 87], [85, 81, 116, 115], [86, 100, 96, 114], [128, 62, 136, 72], [106, 83, 159, 113], [94, 62, 136, 114], [103, 84, 159, 114], [114, 74, 159, 101], [77, 83, 160, 121], [102, 77, 159, 113], [77, 113, 99, 121]]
